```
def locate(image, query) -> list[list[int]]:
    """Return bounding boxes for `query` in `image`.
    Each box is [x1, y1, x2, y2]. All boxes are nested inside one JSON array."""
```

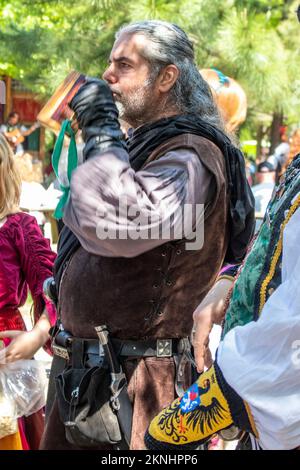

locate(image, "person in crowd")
[[41, 20, 254, 449], [251, 161, 276, 230], [0, 111, 38, 155], [0, 133, 56, 450]]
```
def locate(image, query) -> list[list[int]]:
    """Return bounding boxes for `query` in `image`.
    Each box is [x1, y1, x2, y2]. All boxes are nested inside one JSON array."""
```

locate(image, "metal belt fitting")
[[52, 343, 70, 361], [156, 339, 172, 357]]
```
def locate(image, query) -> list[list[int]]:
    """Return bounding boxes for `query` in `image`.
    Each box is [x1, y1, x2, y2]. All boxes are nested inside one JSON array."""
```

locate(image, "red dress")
[[0, 212, 56, 449]]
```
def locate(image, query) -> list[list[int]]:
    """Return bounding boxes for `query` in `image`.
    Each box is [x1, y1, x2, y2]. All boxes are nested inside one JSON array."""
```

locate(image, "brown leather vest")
[[59, 134, 229, 340]]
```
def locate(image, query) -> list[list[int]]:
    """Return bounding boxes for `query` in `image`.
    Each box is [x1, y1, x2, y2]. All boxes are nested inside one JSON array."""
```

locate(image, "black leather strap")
[[82, 338, 180, 358], [112, 338, 180, 358], [53, 331, 181, 358]]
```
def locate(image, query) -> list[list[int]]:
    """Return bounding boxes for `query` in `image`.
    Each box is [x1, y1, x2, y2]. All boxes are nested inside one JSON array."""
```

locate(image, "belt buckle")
[[156, 339, 172, 357], [52, 343, 69, 361]]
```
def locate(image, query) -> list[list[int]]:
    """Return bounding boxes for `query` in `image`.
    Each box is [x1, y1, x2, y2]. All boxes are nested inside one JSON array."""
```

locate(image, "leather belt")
[[113, 338, 178, 358], [52, 329, 193, 398], [52, 332, 182, 360]]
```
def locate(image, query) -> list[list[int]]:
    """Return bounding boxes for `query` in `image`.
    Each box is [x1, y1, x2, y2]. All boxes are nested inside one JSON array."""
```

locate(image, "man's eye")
[[120, 63, 131, 69]]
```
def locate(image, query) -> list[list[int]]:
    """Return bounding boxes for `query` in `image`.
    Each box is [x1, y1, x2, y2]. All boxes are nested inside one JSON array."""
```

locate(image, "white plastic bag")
[[0, 360, 47, 418], [0, 381, 18, 439]]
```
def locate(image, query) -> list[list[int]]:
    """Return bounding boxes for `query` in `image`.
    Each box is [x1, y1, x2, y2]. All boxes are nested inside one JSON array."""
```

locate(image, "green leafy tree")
[[1, 0, 300, 150]]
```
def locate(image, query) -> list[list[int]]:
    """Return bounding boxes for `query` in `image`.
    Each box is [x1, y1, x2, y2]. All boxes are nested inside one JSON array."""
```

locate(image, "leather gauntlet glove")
[[144, 362, 258, 450], [69, 77, 127, 159]]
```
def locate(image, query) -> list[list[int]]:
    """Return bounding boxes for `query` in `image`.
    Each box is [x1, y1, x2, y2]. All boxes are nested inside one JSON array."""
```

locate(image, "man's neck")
[[130, 109, 180, 130], [151, 109, 180, 123]]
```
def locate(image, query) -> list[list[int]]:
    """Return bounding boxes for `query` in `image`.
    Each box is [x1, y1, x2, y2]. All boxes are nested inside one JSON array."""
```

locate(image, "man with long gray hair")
[[41, 20, 254, 450]]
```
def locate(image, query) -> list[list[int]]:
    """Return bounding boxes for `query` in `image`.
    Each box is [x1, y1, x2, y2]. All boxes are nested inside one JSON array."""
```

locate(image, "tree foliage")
[[1, 0, 300, 141]]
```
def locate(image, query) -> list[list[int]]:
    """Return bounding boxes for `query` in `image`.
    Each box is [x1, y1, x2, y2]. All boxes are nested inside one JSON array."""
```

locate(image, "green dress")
[[222, 154, 300, 338]]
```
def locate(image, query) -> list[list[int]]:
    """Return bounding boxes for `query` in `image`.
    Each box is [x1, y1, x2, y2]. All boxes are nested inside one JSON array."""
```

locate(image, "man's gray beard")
[[115, 79, 155, 128], [116, 101, 126, 118]]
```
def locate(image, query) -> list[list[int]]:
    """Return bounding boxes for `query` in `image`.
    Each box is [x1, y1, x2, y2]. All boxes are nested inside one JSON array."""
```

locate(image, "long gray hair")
[[116, 20, 226, 133]]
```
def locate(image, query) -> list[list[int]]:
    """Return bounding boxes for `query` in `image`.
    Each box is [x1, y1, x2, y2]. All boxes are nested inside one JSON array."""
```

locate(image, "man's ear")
[[158, 64, 179, 93]]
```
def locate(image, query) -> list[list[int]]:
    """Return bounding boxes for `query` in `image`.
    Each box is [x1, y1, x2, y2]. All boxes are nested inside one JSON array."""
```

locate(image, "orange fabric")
[[0, 431, 23, 450]]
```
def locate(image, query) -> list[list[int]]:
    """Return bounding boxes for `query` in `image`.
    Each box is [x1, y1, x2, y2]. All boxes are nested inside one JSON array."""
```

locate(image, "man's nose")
[[103, 65, 117, 84]]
